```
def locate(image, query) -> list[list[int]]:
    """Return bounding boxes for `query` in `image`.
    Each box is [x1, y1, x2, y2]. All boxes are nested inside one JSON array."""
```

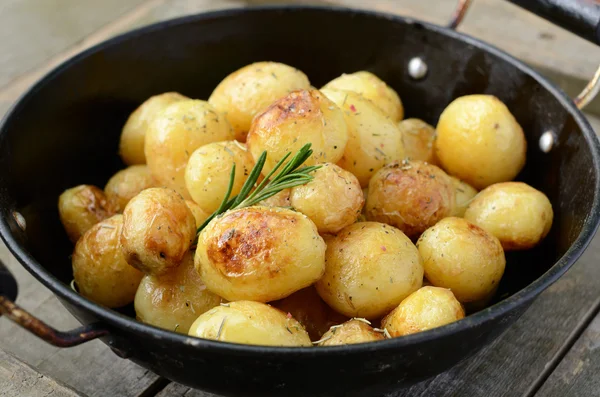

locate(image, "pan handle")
[[0, 260, 109, 347], [448, 0, 600, 110]]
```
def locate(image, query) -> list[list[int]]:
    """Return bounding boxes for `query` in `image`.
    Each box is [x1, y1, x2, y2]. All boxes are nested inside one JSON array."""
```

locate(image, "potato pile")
[[58, 62, 553, 347]]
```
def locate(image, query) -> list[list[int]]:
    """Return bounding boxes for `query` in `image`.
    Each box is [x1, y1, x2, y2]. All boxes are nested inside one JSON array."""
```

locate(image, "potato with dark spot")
[[258, 189, 291, 207], [320, 88, 405, 187], [365, 160, 455, 239], [185, 200, 209, 229], [247, 89, 348, 176], [134, 252, 222, 334], [59, 185, 116, 243], [417, 217, 505, 303], [121, 188, 196, 275], [120, 92, 188, 165], [72, 215, 143, 308], [188, 300, 311, 346], [398, 118, 438, 164], [464, 182, 553, 250], [209, 62, 311, 142], [104, 165, 156, 212], [318, 319, 384, 346], [450, 176, 478, 217], [315, 222, 423, 319], [382, 286, 464, 337], [195, 206, 326, 302], [290, 163, 364, 234]]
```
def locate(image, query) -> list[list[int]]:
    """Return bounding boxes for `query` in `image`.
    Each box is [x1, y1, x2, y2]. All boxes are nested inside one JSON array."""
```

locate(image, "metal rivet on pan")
[[408, 57, 428, 80], [539, 131, 556, 153], [12, 211, 26, 231]]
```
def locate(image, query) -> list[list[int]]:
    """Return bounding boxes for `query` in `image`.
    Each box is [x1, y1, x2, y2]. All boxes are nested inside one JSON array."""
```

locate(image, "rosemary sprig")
[[196, 143, 319, 234]]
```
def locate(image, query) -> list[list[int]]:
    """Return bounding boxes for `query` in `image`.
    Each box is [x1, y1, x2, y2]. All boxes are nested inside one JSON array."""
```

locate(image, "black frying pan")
[[1, 1, 600, 396]]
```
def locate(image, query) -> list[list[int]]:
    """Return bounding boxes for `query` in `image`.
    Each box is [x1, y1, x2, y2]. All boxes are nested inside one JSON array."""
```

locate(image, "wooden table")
[[1, 1, 599, 396]]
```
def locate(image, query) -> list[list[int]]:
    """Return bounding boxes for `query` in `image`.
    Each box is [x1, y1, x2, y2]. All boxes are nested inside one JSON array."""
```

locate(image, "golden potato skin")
[[185, 200, 209, 229], [436, 95, 527, 189], [188, 300, 311, 346], [119, 92, 188, 165], [59, 185, 116, 243], [464, 182, 553, 250], [209, 62, 311, 142], [382, 286, 464, 337], [398, 118, 438, 165], [185, 140, 254, 214], [258, 189, 291, 207], [450, 176, 478, 217], [316, 222, 423, 319], [196, 206, 326, 302], [417, 217, 505, 302], [104, 165, 156, 212], [72, 215, 143, 308], [321, 89, 405, 187], [246, 89, 348, 176], [365, 160, 455, 239], [144, 99, 235, 198], [134, 252, 222, 334], [290, 163, 364, 234], [322, 71, 404, 122], [121, 188, 196, 275], [319, 319, 384, 346]]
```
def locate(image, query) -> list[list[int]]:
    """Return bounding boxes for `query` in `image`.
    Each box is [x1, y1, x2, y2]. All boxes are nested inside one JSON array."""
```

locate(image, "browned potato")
[[398, 118, 437, 164], [289, 163, 364, 234], [436, 95, 527, 189], [322, 71, 404, 122], [144, 99, 235, 198], [121, 188, 196, 275], [104, 165, 156, 212], [188, 300, 311, 346], [316, 222, 423, 319], [320, 89, 405, 187], [209, 62, 311, 142], [196, 206, 326, 302], [417, 217, 505, 302], [119, 92, 188, 165], [246, 89, 348, 176], [464, 182, 553, 250], [185, 200, 209, 229], [365, 160, 455, 239], [59, 185, 116, 242], [450, 176, 478, 217], [72, 215, 143, 308], [382, 286, 464, 337], [134, 252, 222, 334], [318, 319, 384, 346]]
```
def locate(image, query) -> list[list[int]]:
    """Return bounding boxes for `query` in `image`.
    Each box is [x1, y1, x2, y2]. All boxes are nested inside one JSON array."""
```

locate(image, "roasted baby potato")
[[72, 215, 143, 308], [209, 62, 311, 141], [185, 140, 255, 214], [134, 252, 222, 334], [382, 286, 464, 337], [316, 222, 423, 319], [144, 99, 235, 198], [398, 118, 437, 165], [436, 95, 527, 189], [185, 200, 209, 229], [290, 163, 364, 234], [318, 319, 384, 346], [188, 300, 311, 346], [119, 92, 188, 165], [450, 176, 478, 217], [121, 188, 196, 275], [195, 206, 326, 302], [365, 160, 455, 239], [258, 189, 291, 207], [320, 88, 405, 187], [322, 71, 404, 122], [464, 182, 553, 250], [417, 217, 505, 302], [59, 185, 116, 242], [104, 165, 156, 212], [247, 89, 348, 176]]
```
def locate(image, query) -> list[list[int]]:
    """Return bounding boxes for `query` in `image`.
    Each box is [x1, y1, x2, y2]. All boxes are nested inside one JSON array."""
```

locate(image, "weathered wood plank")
[[535, 307, 600, 397], [0, 348, 85, 397]]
